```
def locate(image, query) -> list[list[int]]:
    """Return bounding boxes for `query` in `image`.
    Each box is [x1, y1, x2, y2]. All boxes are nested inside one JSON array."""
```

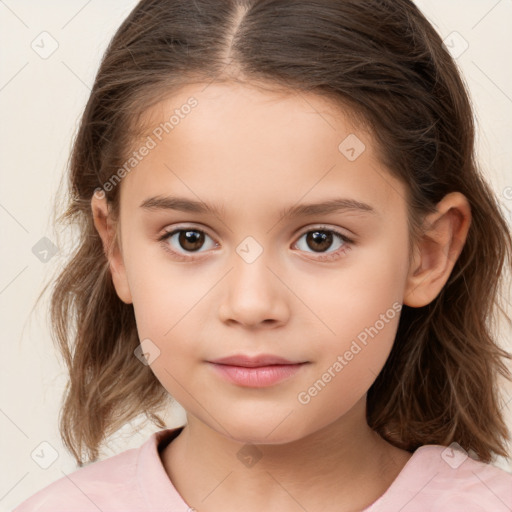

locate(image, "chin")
[[219, 417, 311, 446]]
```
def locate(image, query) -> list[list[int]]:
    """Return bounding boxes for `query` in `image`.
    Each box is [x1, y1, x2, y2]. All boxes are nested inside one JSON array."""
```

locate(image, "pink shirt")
[[13, 427, 512, 511]]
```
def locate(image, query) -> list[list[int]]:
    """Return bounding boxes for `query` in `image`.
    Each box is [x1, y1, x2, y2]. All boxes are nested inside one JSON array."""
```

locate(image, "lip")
[[209, 353, 302, 367], [207, 354, 308, 388]]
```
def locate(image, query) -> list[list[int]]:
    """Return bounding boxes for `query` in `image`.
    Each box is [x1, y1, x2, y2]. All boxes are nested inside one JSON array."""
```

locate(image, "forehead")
[[120, 81, 408, 221], [135, 80, 362, 148]]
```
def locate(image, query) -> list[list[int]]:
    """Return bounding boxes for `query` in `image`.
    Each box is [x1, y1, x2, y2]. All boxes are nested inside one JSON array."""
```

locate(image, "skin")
[[91, 81, 471, 512]]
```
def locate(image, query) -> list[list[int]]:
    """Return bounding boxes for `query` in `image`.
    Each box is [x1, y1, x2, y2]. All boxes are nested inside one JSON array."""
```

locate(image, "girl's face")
[[104, 81, 415, 443]]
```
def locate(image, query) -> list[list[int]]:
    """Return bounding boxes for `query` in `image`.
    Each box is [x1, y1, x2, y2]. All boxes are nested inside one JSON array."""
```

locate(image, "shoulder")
[[13, 436, 146, 512], [12, 427, 185, 512], [368, 444, 512, 512], [406, 445, 512, 511], [421, 445, 512, 482]]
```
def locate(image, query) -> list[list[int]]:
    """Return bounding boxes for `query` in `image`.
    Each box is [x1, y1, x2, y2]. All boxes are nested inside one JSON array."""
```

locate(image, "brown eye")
[[178, 230, 205, 252], [305, 230, 334, 252], [159, 228, 217, 257], [294, 226, 353, 261]]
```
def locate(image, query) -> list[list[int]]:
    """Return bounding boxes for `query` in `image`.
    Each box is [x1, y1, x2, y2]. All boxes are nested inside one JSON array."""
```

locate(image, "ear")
[[91, 190, 133, 304], [403, 192, 471, 308]]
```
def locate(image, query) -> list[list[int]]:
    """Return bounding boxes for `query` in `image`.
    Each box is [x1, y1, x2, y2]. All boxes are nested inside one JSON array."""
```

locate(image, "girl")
[[14, 0, 512, 510]]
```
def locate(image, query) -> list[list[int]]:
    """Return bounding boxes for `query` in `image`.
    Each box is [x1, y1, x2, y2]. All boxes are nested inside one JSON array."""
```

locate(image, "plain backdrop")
[[1, 1, 512, 510]]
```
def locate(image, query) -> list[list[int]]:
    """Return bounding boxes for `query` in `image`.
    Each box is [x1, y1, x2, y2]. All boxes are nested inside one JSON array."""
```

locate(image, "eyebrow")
[[139, 195, 377, 219]]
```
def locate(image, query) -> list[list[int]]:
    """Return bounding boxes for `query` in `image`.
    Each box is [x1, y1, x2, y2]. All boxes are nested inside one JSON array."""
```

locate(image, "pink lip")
[[210, 353, 301, 367], [207, 354, 308, 387]]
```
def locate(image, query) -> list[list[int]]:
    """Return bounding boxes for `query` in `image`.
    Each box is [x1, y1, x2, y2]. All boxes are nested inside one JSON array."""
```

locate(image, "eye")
[[293, 226, 353, 261], [158, 225, 353, 262], [158, 227, 217, 259]]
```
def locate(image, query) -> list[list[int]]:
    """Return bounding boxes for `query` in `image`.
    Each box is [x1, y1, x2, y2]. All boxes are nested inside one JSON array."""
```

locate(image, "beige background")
[[1, 1, 511, 510]]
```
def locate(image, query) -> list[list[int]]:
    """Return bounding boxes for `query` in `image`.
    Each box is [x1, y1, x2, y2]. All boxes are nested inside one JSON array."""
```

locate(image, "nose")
[[218, 251, 290, 329]]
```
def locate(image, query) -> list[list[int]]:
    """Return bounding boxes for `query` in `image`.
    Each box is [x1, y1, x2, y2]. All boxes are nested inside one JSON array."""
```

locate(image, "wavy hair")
[[43, 0, 512, 465]]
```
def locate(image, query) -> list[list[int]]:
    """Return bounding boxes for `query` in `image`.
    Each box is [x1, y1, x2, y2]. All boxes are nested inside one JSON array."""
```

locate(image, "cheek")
[[130, 269, 211, 341], [303, 237, 408, 337], [126, 263, 211, 400], [121, 230, 215, 336], [295, 303, 401, 423], [297, 236, 407, 384]]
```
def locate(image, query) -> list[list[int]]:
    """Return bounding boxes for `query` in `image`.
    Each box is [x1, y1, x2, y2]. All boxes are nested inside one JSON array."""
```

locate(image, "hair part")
[[43, 0, 512, 465]]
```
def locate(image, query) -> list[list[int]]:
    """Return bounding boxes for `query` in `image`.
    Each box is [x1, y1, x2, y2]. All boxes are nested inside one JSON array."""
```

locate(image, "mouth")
[[207, 353, 309, 387], [209, 353, 305, 367]]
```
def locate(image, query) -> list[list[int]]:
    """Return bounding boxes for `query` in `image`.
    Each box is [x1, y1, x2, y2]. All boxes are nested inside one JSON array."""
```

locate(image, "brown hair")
[[44, 0, 512, 466]]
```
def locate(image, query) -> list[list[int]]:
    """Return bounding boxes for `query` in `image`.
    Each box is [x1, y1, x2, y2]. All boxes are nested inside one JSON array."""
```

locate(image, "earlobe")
[[91, 191, 133, 304], [403, 192, 471, 308]]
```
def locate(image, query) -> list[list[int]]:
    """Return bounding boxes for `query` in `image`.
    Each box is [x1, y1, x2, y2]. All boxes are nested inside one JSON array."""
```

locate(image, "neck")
[[161, 397, 411, 512]]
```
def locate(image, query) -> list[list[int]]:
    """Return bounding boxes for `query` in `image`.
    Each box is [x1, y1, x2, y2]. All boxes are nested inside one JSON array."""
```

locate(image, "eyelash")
[[157, 225, 354, 262]]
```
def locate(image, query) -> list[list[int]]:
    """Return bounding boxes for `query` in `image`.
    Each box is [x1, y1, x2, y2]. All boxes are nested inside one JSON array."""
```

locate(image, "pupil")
[[179, 230, 204, 251], [307, 231, 332, 252]]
